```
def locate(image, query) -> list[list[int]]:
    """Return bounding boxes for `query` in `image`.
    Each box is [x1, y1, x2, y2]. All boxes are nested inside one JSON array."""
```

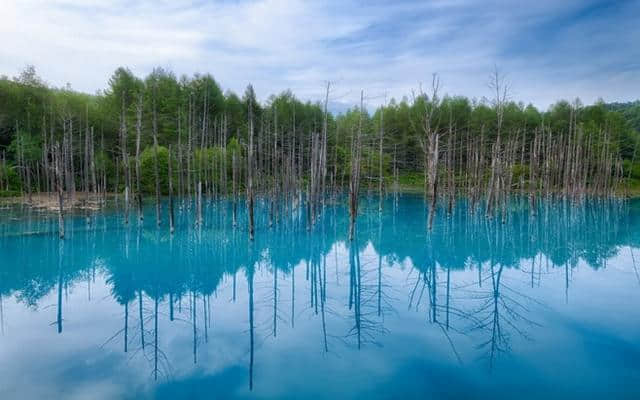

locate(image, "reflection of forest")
[[1, 195, 639, 384], [2, 196, 637, 304]]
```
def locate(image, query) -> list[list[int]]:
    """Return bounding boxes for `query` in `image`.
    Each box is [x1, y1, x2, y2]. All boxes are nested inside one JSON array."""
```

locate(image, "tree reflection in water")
[[0, 195, 639, 392]]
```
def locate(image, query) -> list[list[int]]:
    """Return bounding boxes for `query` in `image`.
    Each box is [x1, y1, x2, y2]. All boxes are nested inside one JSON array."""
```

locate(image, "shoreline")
[[2, 188, 639, 211], [0, 192, 105, 211]]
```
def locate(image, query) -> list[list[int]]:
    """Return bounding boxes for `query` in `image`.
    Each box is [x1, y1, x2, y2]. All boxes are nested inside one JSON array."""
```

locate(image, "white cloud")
[[0, 0, 638, 109]]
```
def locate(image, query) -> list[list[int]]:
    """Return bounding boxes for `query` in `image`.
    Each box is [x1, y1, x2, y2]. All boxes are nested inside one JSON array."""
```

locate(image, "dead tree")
[[247, 86, 255, 241], [349, 91, 364, 241], [152, 83, 161, 226], [177, 108, 184, 197], [54, 142, 65, 239], [196, 88, 208, 227], [168, 145, 175, 234], [232, 142, 238, 227], [320, 82, 330, 208], [120, 95, 130, 225], [68, 118, 76, 202], [135, 94, 144, 222], [378, 99, 385, 212], [83, 107, 90, 202], [485, 67, 510, 217], [41, 115, 50, 194], [90, 127, 97, 199], [418, 74, 441, 231], [0, 151, 6, 191]]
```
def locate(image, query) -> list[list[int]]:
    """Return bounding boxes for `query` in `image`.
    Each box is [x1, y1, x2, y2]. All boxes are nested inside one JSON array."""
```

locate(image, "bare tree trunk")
[[168, 145, 175, 234], [427, 132, 439, 231], [187, 95, 193, 199], [446, 121, 454, 216], [221, 114, 228, 199], [379, 101, 384, 212], [101, 131, 106, 206], [1, 151, 6, 191], [627, 133, 639, 197], [115, 155, 120, 207], [269, 109, 277, 228], [333, 123, 339, 198], [197, 88, 207, 226], [197, 181, 202, 227], [178, 108, 184, 198], [529, 131, 538, 215], [417, 74, 441, 231], [90, 127, 97, 197], [42, 114, 50, 194], [349, 91, 364, 241], [135, 95, 143, 222], [393, 143, 398, 203], [247, 90, 255, 241], [121, 95, 130, 225], [49, 111, 56, 195], [84, 105, 90, 203], [69, 119, 76, 202], [152, 85, 161, 226], [321, 82, 330, 209], [232, 147, 238, 227], [54, 143, 65, 239]]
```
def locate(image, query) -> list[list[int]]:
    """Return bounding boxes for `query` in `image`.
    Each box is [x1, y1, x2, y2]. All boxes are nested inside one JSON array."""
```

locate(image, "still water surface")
[[1, 196, 639, 399]]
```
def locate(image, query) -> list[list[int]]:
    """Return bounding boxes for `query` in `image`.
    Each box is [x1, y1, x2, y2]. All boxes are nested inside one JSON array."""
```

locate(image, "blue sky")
[[1, 0, 638, 110]]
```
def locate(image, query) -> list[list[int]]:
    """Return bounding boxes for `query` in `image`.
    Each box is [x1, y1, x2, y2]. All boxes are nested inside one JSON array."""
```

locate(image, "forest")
[[1, 66, 639, 237]]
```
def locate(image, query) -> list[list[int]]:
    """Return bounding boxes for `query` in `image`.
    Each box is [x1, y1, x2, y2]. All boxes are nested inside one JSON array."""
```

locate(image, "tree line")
[[1, 65, 639, 237]]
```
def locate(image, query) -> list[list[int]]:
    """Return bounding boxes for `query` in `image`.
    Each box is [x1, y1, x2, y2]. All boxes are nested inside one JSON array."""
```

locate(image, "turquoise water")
[[1, 195, 639, 399]]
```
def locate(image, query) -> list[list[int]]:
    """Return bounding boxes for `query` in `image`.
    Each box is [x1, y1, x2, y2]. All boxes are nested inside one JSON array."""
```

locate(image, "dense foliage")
[[606, 101, 640, 133], [0, 65, 638, 196]]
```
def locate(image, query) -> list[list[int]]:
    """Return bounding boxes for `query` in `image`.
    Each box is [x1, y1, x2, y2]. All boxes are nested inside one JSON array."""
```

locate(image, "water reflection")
[[1, 196, 639, 399]]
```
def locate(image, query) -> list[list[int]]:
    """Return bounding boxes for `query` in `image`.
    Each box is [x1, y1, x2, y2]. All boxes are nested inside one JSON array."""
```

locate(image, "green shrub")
[[622, 160, 640, 180], [139, 146, 177, 194], [511, 163, 529, 182], [397, 172, 424, 187], [0, 190, 21, 198], [0, 164, 21, 191]]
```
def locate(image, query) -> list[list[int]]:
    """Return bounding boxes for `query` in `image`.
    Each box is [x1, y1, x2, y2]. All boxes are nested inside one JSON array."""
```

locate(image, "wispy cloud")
[[1, 0, 638, 109]]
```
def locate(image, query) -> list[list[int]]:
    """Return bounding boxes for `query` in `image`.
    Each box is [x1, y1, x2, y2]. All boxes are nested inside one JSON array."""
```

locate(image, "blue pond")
[[0, 195, 639, 399]]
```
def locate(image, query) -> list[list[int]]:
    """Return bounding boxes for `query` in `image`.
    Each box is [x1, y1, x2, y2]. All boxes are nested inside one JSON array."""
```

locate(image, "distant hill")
[[606, 101, 640, 132]]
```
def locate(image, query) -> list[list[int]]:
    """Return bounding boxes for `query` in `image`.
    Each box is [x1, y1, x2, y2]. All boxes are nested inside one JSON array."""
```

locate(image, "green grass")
[[621, 178, 640, 198], [0, 190, 21, 198]]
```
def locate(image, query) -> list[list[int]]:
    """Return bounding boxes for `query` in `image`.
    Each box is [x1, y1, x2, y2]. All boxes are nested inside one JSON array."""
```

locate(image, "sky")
[[1, 0, 638, 111]]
